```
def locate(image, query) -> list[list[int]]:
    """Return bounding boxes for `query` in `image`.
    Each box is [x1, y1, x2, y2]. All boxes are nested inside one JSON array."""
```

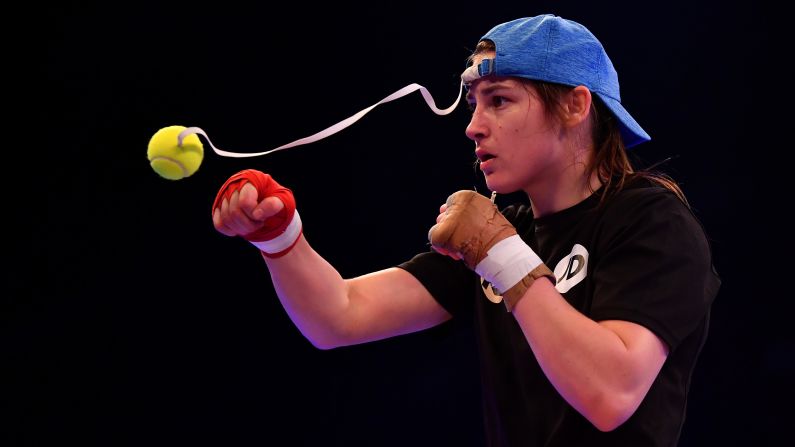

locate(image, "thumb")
[[252, 195, 285, 220]]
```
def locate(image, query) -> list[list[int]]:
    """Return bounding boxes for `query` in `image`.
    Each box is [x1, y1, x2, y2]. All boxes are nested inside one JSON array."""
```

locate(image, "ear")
[[561, 85, 592, 128]]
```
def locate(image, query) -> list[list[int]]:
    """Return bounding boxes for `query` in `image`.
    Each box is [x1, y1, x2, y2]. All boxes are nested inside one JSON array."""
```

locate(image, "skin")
[[213, 52, 668, 432]]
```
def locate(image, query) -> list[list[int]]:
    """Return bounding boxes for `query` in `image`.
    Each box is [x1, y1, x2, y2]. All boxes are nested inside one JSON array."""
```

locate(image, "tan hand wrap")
[[428, 190, 555, 311], [428, 190, 517, 269], [501, 264, 555, 311]]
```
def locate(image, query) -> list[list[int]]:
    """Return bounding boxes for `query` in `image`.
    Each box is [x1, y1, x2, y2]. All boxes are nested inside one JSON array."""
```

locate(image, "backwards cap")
[[462, 14, 650, 148], [177, 15, 650, 163]]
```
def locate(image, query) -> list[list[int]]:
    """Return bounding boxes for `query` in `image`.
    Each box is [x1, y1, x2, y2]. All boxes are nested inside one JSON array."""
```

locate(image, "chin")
[[484, 175, 521, 195]]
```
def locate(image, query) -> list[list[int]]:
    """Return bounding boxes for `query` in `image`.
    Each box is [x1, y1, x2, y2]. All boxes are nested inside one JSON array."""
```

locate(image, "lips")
[[475, 148, 494, 162], [476, 149, 496, 172], [479, 159, 495, 173]]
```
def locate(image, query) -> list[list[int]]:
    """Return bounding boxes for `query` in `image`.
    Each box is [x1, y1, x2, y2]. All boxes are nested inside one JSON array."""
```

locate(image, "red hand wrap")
[[212, 169, 301, 257]]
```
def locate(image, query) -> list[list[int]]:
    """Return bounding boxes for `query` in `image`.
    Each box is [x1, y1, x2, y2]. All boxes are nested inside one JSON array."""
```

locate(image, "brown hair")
[[468, 40, 688, 206]]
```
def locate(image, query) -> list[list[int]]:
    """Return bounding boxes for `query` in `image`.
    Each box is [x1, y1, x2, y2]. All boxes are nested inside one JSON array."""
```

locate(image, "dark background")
[[10, 0, 780, 445]]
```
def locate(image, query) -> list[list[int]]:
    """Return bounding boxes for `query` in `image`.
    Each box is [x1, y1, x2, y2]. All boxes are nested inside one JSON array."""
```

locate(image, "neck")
[[525, 155, 601, 218]]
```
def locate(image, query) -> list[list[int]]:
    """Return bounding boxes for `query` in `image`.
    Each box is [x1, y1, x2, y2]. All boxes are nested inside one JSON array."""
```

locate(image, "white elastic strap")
[[474, 235, 543, 294], [177, 80, 465, 158], [249, 210, 303, 254]]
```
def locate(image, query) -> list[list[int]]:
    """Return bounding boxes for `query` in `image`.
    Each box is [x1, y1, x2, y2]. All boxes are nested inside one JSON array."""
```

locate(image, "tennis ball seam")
[[150, 155, 188, 177]]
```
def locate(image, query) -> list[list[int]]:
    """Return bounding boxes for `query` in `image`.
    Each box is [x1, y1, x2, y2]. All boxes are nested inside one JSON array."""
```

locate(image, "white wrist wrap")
[[249, 210, 303, 254], [474, 235, 543, 294]]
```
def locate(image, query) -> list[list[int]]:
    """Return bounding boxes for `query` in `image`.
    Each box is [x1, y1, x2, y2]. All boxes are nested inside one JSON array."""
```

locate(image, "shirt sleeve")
[[589, 189, 721, 350], [396, 204, 530, 318], [396, 250, 478, 319]]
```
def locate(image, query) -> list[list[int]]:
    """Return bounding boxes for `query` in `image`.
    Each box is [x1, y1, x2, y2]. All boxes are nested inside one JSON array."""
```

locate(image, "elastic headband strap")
[[177, 79, 466, 158]]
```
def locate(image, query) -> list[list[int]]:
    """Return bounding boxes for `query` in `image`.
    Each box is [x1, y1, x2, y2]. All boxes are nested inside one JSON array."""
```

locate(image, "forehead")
[[465, 76, 526, 101]]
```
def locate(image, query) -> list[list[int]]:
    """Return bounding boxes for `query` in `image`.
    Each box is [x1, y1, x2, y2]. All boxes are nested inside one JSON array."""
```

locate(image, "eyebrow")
[[466, 82, 517, 102]]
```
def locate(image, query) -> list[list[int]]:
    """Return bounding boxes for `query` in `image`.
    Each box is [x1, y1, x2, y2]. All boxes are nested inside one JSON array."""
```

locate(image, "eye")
[[492, 96, 507, 107]]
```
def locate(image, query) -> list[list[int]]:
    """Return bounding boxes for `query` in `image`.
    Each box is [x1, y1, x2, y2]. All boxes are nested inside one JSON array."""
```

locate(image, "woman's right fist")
[[212, 182, 284, 236], [211, 169, 302, 258]]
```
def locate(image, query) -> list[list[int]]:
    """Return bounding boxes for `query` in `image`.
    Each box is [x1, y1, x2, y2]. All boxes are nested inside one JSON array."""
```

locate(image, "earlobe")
[[563, 86, 593, 127]]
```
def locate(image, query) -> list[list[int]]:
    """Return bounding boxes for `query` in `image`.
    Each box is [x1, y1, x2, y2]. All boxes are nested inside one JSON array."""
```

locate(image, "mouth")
[[476, 153, 496, 173], [479, 154, 496, 162], [475, 149, 495, 163]]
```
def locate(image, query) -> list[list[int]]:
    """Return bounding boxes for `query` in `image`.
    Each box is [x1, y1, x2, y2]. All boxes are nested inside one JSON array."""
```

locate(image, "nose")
[[465, 107, 488, 143]]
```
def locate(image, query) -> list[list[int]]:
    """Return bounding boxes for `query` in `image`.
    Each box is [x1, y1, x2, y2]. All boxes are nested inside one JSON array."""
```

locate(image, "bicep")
[[338, 267, 452, 346]]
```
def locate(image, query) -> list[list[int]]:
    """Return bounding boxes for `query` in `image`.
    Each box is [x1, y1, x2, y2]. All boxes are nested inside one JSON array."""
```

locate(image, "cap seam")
[[542, 18, 556, 78], [596, 42, 604, 91]]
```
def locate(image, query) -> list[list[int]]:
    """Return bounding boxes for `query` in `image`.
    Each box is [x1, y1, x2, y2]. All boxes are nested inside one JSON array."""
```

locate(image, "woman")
[[211, 14, 720, 446]]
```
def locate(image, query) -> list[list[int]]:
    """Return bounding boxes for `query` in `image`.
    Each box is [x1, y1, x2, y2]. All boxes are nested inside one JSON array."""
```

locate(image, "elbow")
[[305, 332, 345, 350], [292, 315, 351, 350], [295, 325, 344, 350], [304, 322, 352, 350], [298, 307, 365, 350], [309, 339, 338, 350], [591, 413, 629, 433], [584, 391, 642, 432]]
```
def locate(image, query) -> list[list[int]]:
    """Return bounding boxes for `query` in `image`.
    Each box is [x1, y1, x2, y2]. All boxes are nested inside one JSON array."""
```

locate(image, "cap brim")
[[596, 93, 651, 149]]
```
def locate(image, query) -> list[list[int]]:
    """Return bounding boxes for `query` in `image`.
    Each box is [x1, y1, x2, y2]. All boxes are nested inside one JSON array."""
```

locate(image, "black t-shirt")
[[398, 183, 721, 447]]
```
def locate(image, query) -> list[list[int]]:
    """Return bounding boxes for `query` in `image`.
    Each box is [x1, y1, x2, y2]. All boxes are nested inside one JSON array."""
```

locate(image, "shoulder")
[[602, 181, 697, 229], [608, 181, 686, 212], [599, 182, 714, 258]]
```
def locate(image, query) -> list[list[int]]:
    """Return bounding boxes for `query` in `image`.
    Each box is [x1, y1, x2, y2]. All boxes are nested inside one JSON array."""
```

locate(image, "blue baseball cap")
[[462, 14, 651, 148]]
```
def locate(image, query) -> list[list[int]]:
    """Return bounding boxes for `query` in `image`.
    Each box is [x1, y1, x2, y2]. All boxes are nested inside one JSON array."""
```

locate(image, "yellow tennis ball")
[[147, 125, 204, 180]]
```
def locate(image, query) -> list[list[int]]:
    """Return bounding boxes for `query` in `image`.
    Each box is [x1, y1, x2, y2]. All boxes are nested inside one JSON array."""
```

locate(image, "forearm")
[[428, 189, 669, 430], [261, 235, 351, 349], [512, 278, 665, 431]]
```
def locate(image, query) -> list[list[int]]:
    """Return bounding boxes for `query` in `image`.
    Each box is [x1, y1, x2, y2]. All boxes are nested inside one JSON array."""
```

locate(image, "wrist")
[[501, 264, 556, 311], [249, 209, 303, 258], [474, 235, 555, 311]]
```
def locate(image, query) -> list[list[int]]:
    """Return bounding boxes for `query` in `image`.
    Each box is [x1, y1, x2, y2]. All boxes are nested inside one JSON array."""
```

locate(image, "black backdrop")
[[15, 1, 780, 445]]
